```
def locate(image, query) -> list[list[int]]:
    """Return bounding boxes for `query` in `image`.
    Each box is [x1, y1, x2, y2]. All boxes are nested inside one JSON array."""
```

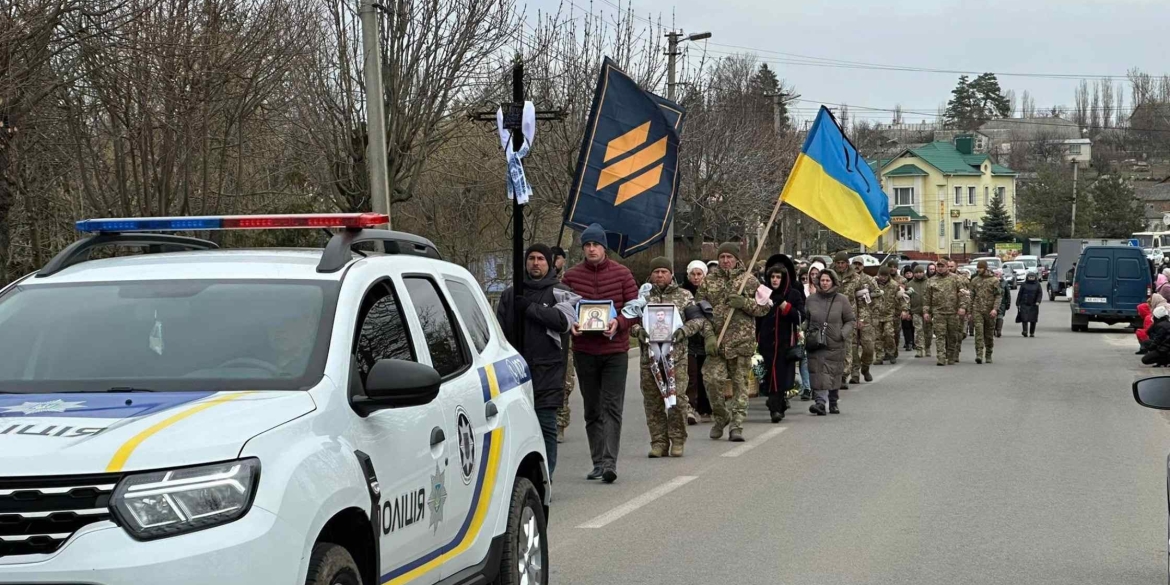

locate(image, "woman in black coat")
[[757, 254, 805, 423], [1016, 269, 1043, 337]]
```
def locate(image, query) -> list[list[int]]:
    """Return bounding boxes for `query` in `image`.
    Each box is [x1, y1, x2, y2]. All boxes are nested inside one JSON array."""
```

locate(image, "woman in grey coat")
[[805, 268, 856, 415]]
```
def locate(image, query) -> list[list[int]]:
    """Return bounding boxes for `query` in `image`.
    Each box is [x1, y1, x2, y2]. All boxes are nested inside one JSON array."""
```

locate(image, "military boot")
[[915, 349, 924, 358], [648, 442, 667, 458], [985, 353, 993, 364], [862, 367, 873, 382], [728, 429, 745, 442], [849, 374, 860, 385], [557, 427, 565, 444], [709, 424, 725, 440], [670, 442, 685, 457]]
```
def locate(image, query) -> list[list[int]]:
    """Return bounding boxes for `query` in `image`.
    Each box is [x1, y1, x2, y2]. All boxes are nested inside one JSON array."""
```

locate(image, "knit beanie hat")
[[649, 256, 673, 273], [717, 242, 741, 260], [551, 246, 567, 260], [833, 251, 850, 263], [581, 223, 607, 249], [977, 260, 988, 270], [686, 260, 708, 276], [525, 243, 553, 266], [913, 264, 926, 274]]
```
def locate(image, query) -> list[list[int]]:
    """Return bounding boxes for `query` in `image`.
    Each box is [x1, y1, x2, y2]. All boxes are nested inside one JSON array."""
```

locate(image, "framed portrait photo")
[[577, 301, 613, 332], [645, 304, 675, 343]]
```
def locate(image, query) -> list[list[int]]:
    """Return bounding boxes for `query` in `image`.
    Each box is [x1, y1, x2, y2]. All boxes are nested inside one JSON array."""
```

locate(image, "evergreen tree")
[[748, 64, 789, 128], [969, 73, 1012, 120], [945, 73, 1012, 130], [944, 75, 980, 130], [978, 189, 1014, 248], [1087, 175, 1145, 237]]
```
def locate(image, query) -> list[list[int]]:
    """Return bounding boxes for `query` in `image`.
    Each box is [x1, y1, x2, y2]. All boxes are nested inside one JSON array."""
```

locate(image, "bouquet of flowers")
[[751, 353, 765, 380]]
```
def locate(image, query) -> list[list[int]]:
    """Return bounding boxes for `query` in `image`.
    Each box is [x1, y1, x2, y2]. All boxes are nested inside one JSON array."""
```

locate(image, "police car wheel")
[[498, 477, 547, 585], [305, 542, 363, 585]]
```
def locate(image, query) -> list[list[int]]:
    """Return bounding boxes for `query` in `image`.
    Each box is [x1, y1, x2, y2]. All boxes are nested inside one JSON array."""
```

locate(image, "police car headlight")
[[111, 458, 260, 540]]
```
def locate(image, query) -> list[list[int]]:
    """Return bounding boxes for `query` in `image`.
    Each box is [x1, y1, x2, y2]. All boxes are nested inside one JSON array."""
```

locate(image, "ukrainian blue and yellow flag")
[[781, 107, 890, 246]]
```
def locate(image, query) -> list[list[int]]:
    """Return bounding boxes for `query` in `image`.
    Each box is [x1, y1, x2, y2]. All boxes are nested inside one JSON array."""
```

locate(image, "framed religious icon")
[[645, 304, 675, 343], [577, 301, 613, 332]]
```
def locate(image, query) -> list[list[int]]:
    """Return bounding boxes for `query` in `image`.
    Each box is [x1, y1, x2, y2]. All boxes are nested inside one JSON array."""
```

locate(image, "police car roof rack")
[[317, 229, 441, 273], [37, 233, 220, 278]]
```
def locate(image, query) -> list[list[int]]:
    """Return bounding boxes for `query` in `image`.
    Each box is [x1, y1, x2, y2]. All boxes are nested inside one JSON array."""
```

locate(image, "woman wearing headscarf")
[[1143, 305, 1170, 366], [681, 260, 713, 424], [805, 268, 856, 415], [756, 254, 805, 423], [1016, 268, 1043, 337], [1157, 269, 1170, 299], [806, 261, 825, 297]]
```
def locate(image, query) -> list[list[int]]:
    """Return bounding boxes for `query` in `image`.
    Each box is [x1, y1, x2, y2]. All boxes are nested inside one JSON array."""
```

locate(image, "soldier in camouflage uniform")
[[906, 264, 933, 358], [835, 253, 877, 385], [698, 242, 768, 442], [631, 257, 709, 458], [554, 247, 576, 442], [923, 258, 969, 366], [968, 260, 1002, 364], [872, 266, 909, 365]]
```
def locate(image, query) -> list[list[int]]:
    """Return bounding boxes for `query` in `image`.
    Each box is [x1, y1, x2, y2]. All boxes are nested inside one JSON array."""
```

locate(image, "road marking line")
[[576, 476, 697, 529], [1104, 334, 1137, 348], [721, 426, 787, 458]]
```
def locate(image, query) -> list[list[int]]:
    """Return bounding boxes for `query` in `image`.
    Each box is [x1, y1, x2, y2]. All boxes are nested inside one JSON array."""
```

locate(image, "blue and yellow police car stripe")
[[381, 357, 529, 585]]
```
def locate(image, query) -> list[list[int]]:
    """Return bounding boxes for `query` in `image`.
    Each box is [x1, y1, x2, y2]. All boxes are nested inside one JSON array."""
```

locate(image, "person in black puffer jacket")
[[1143, 306, 1170, 366], [496, 244, 574, 475]]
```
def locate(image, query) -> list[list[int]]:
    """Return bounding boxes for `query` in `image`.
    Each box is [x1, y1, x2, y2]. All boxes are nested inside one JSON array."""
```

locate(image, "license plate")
[[1084, 296, 1107, 303]]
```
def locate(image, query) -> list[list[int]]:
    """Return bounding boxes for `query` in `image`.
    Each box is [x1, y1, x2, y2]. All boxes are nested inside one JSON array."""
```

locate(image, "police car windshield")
[[0, 280, 338, 393]]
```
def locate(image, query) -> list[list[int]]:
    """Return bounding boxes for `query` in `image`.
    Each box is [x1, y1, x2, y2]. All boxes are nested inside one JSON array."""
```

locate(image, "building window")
[[897, 224, 915, 241], [954, 186, 963, 206], [953, 222, 963, 241], [984, 186, 990, 206], [967, 186, 976, 206], [894, 187, 915, 207], [996, 186, 1005, 201], [1068, 144, 1082, 155]]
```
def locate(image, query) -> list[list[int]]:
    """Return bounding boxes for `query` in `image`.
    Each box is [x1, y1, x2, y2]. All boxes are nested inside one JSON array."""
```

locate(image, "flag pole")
[[716, 195, 786, 345]]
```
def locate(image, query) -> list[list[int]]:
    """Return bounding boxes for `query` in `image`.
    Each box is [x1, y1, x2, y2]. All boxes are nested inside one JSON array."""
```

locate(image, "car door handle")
[[485, 402, 498, 420], [430, 427, 445, 447]]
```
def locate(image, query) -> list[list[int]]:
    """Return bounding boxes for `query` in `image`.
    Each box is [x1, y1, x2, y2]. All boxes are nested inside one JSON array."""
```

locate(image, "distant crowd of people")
[[496, 223, 1045, 484], [1137, 268, 1170, 366]]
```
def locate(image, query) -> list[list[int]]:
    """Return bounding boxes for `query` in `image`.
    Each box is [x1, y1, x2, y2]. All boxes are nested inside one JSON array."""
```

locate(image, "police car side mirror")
[[1133, 376, 1170, 410], [352, 359, 441, 416]]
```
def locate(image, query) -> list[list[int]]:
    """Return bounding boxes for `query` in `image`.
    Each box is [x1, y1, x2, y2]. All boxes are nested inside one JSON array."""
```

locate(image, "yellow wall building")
[[870, 139, 1018, 259]]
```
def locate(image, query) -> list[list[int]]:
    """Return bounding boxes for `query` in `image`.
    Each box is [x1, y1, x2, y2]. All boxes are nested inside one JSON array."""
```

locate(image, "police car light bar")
[[75, 213, 390, 233]]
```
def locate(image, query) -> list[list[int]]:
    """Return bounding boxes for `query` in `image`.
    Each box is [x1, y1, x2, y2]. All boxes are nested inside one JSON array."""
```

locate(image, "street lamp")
[[665, 30, 711, 273]]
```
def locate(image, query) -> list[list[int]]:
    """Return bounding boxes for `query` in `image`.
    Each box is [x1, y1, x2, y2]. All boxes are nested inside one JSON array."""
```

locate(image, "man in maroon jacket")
[[561, 223, 639, 483]]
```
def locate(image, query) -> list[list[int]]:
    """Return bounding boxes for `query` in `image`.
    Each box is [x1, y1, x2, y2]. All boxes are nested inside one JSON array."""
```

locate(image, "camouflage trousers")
[[876, 319, 898, 360], [846, 324, 875, 378], [973, 313, 995, 361], [932, 314, 963, 365], [556, 350, 576, 430], [913, 314, 933, 355], [702, 354, 749, 433], [640, 356, 689, 448]]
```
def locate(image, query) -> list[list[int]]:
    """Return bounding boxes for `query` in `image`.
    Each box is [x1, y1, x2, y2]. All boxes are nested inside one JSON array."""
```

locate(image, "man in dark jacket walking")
[[497, 244, 574, 476], [561, 223, 639, 483]]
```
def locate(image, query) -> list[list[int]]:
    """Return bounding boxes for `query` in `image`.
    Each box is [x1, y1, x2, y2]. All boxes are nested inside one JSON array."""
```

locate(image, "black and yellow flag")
[[563, 58, 685, 257]]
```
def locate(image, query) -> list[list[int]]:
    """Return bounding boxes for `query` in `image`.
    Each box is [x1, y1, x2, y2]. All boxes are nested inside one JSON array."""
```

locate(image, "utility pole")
[[665, 30, 710, 275], [1070, 160, 1079, 237], [359, 0, 392, 227]]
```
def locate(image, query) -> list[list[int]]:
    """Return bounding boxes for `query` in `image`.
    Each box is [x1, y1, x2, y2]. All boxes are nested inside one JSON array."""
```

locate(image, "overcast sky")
[[524, 0, 1168, 126]]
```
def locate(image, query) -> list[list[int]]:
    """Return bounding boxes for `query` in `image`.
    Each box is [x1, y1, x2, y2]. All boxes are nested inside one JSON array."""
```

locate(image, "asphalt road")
[[546, 297, 1170, 585]]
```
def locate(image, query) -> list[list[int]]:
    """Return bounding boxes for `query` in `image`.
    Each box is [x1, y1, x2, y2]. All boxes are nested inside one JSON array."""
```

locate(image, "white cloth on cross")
[[495, 102, 536, 205]]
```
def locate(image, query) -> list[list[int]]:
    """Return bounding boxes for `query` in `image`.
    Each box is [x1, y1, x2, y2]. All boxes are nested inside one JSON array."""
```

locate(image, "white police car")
[[0, 214, 549, 585]]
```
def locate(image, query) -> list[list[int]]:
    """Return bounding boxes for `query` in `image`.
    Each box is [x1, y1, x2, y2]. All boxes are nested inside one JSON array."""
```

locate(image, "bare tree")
[[1073, 79, 1089, 130], [1100, 78, 1114, 129], [1004, 89, 1016, 118], [1020, 90, 1036, 119]]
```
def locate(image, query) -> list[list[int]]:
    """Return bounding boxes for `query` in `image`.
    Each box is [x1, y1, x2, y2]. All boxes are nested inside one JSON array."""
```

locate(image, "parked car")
[[1130, 375, 1170, 583], [1003, 261, 1027, 285], [1070, 245, 1150, 331], [1039, 254, 1056, 282]]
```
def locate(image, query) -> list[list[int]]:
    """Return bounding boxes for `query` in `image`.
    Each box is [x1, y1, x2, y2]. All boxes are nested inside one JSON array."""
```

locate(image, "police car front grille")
[[0, 473, 120, 558]]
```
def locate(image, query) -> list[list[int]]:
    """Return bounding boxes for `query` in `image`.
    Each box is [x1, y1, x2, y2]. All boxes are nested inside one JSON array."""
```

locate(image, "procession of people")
[[498, 222, 1049, 484]]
